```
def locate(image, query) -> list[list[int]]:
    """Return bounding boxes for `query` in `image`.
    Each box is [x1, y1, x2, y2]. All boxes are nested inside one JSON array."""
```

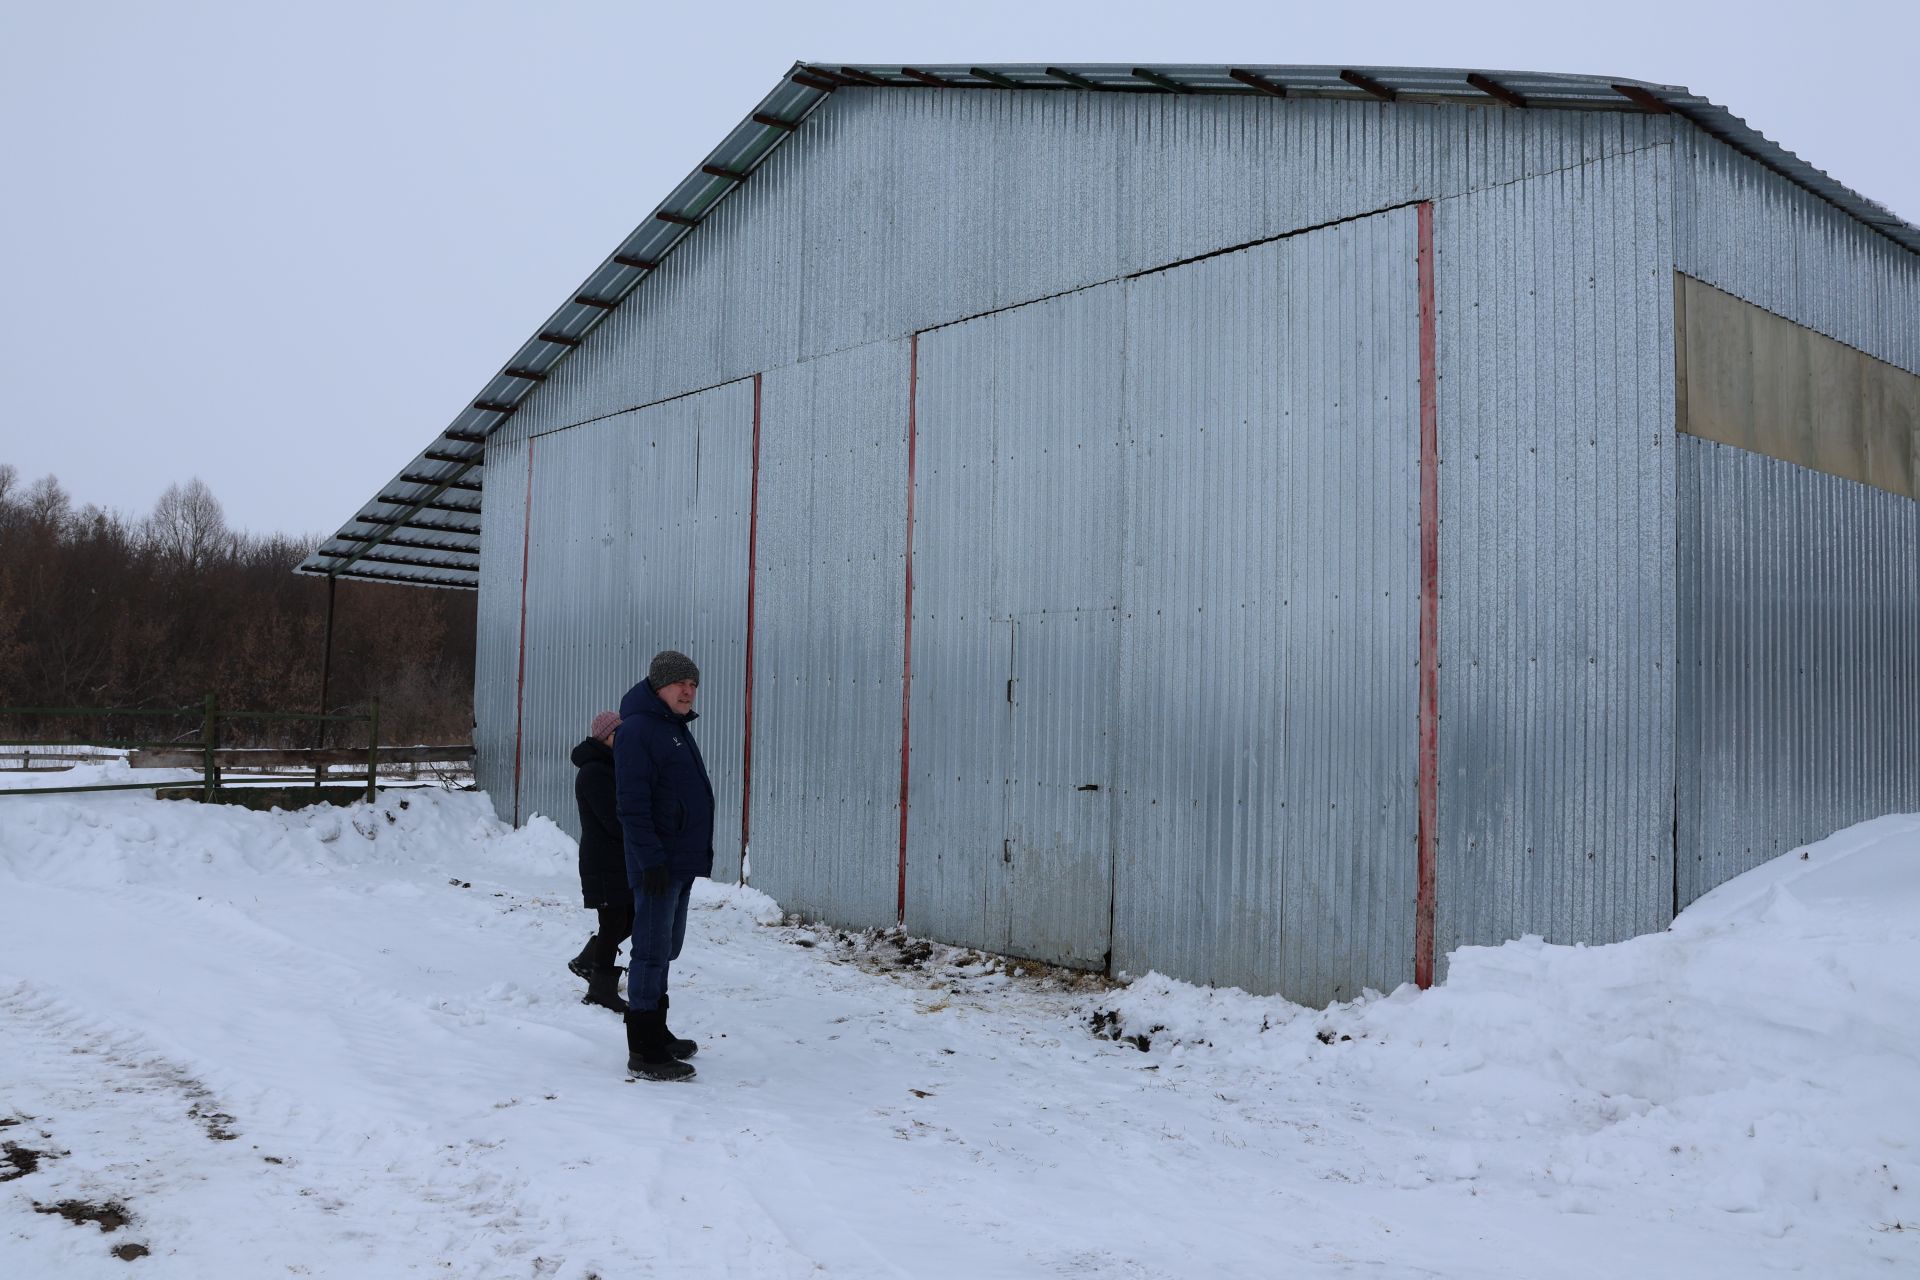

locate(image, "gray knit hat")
[[648, 649, 700, 689]]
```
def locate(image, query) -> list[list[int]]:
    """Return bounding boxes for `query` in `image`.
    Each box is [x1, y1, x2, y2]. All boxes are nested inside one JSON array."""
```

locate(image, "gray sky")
[[3, 0, 1913, 538]]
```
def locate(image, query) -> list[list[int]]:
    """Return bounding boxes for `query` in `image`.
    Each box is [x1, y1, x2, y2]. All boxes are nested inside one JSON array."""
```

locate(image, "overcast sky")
[[3, 0, 1914, 538]]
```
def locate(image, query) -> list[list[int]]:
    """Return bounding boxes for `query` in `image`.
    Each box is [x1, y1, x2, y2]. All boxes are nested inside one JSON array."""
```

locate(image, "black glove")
[[640, 865, 673, 897]]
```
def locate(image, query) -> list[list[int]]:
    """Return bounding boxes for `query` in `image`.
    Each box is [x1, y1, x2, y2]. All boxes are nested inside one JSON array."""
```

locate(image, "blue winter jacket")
[[614, 678, 717, 881]]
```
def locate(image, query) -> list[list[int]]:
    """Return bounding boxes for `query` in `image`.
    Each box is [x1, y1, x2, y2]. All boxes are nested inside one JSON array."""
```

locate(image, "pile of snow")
[[1092, 813, 1920, 1245], [0, 786, 570, 885], [1, 788, 1914, 1277]]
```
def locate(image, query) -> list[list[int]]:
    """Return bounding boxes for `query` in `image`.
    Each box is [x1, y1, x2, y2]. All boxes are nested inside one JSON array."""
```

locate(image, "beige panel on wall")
[[1680, 275, 1755, 453], [1864, 359, 1918, 498], [1677, 273, 1920, 499]]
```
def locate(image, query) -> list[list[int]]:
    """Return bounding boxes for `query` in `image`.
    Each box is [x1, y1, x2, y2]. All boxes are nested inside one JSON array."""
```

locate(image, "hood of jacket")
[[618, 677, 699, 725], [570, 736, 612, 769]]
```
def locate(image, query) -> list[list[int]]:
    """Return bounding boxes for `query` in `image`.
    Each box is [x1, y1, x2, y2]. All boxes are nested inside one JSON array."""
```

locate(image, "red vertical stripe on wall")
[[741, 373, 763, 880], [897, 335, 920, 925], [511, 440, 536, 827], [1415, 202, 1440, 989]]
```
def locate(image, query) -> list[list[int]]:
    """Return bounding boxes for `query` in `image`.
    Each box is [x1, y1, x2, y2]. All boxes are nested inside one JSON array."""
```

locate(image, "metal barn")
[[304, 65, 1920, 1006]]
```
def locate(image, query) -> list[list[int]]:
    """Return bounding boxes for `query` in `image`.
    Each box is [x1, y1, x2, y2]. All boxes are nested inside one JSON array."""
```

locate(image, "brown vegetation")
[[0, 465, 473, 748]]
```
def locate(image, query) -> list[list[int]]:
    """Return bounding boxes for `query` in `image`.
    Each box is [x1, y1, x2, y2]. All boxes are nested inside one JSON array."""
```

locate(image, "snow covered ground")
[[1, 788, 1915, 1278]]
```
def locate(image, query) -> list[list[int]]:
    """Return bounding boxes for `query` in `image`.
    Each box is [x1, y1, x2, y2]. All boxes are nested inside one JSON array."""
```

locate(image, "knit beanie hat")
[[648, 650, 700, 689], [589, 710, 620, 740]]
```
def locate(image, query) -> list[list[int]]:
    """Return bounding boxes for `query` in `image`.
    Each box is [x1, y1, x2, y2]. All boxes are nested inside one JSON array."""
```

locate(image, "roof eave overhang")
[[299, 62, 1919, 590]]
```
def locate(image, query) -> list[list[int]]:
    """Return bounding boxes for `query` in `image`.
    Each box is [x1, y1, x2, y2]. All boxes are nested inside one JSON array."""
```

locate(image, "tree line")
[[0, 465, 475, 749]]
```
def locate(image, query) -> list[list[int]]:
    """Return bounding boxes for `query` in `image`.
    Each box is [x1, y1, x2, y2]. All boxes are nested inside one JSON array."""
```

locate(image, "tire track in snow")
[[0, 978, 653, 1276]]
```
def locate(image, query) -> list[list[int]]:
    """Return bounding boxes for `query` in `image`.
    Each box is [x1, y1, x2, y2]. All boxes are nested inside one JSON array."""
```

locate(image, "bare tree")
[[0, 463, 18, 540], [147, 477, 231, 571], [21, 473, 72, 533], [0, 470, 474, 746]]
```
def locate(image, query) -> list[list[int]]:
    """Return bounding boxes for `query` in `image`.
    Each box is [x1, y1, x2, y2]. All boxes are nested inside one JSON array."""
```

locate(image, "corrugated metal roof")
[[299, 62, 1920, 589]]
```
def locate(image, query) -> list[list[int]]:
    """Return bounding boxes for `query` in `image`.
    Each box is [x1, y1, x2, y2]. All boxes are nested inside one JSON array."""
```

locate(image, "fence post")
[[314, 573, 336, 798], [365, 698, 380, 804], [201, 695, 218, 803]]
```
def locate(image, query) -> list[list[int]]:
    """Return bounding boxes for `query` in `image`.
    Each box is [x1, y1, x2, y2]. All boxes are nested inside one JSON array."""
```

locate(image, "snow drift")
[[1, 788, 1914, 1277]]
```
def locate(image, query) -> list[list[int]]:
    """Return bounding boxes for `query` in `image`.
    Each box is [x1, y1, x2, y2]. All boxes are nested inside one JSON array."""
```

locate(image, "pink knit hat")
[[589, 711, 620, 741]]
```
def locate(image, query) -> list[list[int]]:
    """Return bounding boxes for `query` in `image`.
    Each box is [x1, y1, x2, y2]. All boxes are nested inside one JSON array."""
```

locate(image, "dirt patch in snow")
[[1088, 1007, 1158, 1052], [35, 1198, 133, 1232], [787, 919, 1122, 998], [186, 1099, 239, 1141], [1, 1139, 50, 1180]]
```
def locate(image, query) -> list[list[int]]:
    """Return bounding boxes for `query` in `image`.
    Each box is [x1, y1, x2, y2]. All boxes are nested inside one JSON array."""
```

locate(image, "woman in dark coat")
[[568, 710, 631, 1012]]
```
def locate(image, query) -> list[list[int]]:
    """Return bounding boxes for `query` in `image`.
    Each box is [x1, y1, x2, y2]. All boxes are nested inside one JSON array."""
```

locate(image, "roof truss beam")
[[297, 565, 477, 591], [1227, 68, 1288, 97], [1130, 68, 1190, 94], [1043, 66, 1102, 92], [375, 497, 480, 516], [1339, 70, 1398, 102], [1466, 73, 1528, 108], [399, 473, 480, 492], [1611, 83, 1671, 113], [345, 517, 477, 538], [967, 66, 1026, 90], [327, 550, 480, 573], [323, 535, 478, 557]]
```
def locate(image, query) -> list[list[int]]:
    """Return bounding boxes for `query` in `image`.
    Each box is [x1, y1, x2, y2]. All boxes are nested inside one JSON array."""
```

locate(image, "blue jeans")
[[627, 876, 693, 1012]]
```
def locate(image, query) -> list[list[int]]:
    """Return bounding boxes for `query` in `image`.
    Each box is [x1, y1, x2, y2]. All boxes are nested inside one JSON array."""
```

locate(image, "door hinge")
[[1006, 677, 1014, 704], [1002, 837, 1012, 864]]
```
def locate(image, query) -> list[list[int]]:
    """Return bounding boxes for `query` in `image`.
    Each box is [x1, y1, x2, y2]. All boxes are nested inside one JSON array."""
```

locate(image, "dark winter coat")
[[614, 678, 717, 881], [571, 736, 627, 909]]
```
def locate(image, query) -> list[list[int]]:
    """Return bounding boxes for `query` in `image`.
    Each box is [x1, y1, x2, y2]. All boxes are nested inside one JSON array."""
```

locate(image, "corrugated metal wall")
[[1673, 131, 1920, 376], [908, 285, 1127, 968], [1676, 437, 1920, 904], [465, 88, 1920, 1001], [488, 93, 1669, 450], [905, 210, 1421, 1001], [1433, 146, 1678, 961], [1671, 130, 1920, 907], [512, 383, 755, 880], [1114, 211, 1422, 1003], [474, 434, 530, 812], [747, 341, 910, 928]]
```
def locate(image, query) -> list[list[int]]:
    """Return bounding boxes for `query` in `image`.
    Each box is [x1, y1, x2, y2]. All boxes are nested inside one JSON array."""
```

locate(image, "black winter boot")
[[658, 993, 698, 1060], [568, 935, 598, 981], [581, 966, 627, 1013], [625, 1010, 695, 1082]]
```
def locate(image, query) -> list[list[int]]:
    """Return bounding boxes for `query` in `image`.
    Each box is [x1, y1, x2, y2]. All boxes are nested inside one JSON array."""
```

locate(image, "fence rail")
[[127, 744, 472, 771], [0, 749, 120, 769], [0, 698, 408, 802]]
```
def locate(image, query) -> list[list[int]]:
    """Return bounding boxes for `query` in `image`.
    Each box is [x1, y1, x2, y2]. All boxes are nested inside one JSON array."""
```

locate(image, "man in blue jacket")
[[613, 649, 712, 1082]]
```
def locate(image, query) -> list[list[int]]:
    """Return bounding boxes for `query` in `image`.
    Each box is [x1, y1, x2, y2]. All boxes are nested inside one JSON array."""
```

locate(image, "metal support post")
[[365, 697, 380, 804], [314, 574, 337, 795], [201, 695, 218, 803]]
